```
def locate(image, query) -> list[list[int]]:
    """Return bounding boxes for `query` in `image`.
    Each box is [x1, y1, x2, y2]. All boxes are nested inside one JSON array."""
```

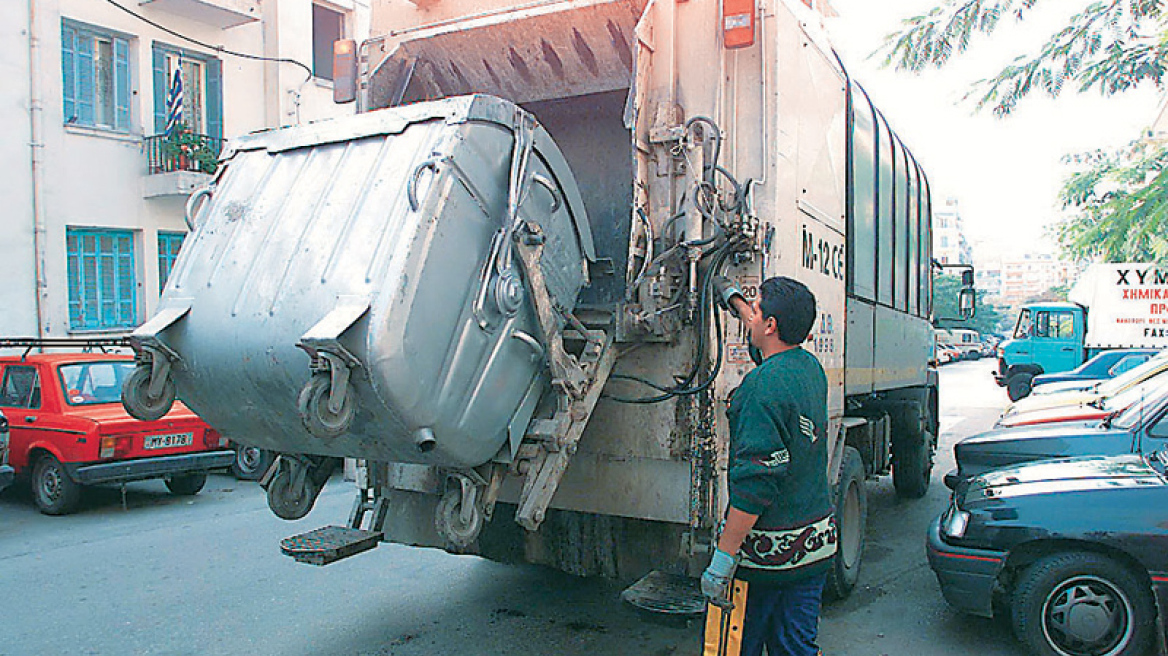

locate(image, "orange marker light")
[[723, 0, 755, 49]]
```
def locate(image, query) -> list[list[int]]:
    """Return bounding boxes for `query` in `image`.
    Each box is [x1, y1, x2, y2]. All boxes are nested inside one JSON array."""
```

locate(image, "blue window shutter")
[[61, 24, 77, 124], [114, 38, 130, 131], [152, 46, 167, 134], [76, 33, 95, 126], [206, 57, 222, 140], [67, 228, 138, 330], [66, 231, 82, 328]]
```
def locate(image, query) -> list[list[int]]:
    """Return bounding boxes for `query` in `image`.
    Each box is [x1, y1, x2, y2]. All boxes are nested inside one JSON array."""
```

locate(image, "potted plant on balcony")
[[163, 123, 218, 175]]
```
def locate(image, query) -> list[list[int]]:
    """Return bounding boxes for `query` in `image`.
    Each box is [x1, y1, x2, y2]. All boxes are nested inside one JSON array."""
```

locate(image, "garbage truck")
[[995, 263, 1168, 400], [122, 0, 969, 603]]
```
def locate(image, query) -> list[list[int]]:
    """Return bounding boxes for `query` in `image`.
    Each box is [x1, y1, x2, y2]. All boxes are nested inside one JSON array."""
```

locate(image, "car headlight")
[[942, 508, 971, 539]]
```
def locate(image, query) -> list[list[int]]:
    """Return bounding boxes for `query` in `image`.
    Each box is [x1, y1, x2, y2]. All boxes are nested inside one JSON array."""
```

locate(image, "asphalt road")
[[0, 358, 1018, 656]]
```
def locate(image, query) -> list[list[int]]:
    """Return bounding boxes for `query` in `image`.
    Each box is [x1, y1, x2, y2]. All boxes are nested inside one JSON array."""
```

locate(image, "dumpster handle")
[[528, 173, 562, 213], [185, 187, 213, 231], [408, 160, 440, 212]]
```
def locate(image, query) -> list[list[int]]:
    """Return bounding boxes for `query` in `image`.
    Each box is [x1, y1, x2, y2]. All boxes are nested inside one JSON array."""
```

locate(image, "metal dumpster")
[[126, 95, 595, 473]]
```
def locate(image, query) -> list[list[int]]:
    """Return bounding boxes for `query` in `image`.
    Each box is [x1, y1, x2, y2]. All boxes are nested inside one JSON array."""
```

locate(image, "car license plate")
[[143, 432, 194, 450]]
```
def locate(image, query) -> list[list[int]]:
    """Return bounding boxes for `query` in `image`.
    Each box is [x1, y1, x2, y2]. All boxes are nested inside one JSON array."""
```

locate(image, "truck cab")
[[996, 302, 1085, 400]]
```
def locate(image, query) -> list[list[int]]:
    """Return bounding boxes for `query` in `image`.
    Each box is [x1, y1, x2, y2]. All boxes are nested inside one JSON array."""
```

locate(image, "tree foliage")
[[879, 0, 1166, 116], [1056, 138, 1168, 261], [879, 0, 1168, 262], [934, 273, 1010, 334]]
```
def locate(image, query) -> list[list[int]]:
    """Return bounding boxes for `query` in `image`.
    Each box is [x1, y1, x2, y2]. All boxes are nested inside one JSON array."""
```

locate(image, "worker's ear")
[[764, 316, 778, 336]]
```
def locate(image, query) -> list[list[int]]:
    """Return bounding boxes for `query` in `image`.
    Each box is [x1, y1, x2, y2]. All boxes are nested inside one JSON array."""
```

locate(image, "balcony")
[[138, 0, 259, 29], [143, 132, 223, 199]]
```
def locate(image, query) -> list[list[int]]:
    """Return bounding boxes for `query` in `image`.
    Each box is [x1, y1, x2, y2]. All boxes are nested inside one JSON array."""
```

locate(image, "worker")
[[702, 275, 836, 656]]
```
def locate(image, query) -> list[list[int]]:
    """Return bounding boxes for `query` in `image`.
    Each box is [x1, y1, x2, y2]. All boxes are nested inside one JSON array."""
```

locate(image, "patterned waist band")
[[738, 515, 837, 571]]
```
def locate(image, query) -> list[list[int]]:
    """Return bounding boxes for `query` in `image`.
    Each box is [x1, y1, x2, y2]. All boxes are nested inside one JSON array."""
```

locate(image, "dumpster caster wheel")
[[266, 462, 322, 521], [436, 486, 483, 550], [122, 365, 175, 421], [298, 373, 355, 439]]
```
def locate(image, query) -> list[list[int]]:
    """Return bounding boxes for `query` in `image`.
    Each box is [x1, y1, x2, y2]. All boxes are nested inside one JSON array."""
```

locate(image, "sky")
[[824, 0, 1163, 258]]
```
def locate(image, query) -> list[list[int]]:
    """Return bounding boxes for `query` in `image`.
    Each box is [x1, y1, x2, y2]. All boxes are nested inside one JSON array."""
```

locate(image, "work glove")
[[711, 275, 745, 313], [701, 548, 739, 609]]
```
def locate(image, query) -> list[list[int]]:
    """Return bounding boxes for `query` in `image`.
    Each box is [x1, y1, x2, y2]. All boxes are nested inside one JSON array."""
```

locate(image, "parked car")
[[995, 370, 1168, 429], [0, 339, 234, 514], [945, 378, 1168, 488], [1030, 348, 1159, 394], [0, 409, 11, 493], [937, 343, 960, 365], [229, 441, 276, 481], [929, 452, 1168, 656], [999, 349, 1168, 424]]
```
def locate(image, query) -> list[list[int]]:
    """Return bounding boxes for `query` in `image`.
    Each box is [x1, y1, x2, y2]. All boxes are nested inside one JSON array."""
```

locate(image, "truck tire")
[[32, 453, 82, 515], [892, 404, 933, 499], [1011, 551, 1154, 656], [825, 446, 866, 600], [1007, 373, 1034, 401]]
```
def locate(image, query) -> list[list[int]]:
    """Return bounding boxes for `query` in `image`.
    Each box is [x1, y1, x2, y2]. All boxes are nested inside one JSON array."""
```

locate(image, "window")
[[848, 84, 877, 302], [1, 366, 41, 409], [61, 20, 131, 131], [152, 45, 222, 139], [60, 361, 135, 405], [313, 4, 345, 80], [158, 232, 186, 291], [67, 228, 137, 330], [1014, 309, 1032, 339]]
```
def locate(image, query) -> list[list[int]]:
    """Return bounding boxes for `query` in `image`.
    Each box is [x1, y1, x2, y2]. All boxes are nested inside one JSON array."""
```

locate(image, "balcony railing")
[[145, 132, 224, 175]]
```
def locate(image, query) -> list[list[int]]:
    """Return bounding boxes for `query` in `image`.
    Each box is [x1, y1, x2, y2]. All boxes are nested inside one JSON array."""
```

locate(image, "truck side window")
[[1051, 312, 1074, 339], [0, 366, 41, 409], [1035, 311, 1050, 338], [1014, 309, 1032, 339]]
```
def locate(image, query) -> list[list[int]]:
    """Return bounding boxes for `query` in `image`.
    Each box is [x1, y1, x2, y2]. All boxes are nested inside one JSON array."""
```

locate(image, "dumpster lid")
[[224, 95, 595, 261]]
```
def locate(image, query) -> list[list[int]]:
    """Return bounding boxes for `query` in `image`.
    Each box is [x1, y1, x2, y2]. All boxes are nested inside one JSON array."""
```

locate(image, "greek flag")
[[164, 68, 183, 135]]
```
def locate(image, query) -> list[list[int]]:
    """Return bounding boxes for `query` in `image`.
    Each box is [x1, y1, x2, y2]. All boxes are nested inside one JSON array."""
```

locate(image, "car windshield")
[[1111, 375, 1168, 429], [58, 361, 135, 406], [1096, 350, 1168, 396]]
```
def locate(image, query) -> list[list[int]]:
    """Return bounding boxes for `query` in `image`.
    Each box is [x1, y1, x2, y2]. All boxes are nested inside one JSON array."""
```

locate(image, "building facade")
[[5, 0, 369, 338], [932, 196, 972, 265]]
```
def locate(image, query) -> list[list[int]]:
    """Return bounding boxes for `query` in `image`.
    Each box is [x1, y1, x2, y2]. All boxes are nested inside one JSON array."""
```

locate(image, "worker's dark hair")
[[758, 276, 817, 345]]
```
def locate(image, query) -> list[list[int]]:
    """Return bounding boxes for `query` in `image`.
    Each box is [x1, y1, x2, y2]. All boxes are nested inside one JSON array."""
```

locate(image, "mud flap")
[[702, 579, 749, 656]]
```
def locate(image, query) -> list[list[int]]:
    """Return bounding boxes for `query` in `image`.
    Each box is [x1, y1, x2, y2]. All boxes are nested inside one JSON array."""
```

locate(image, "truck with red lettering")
[[996, 263, 1168, 400], [123, 0, 974, 603]]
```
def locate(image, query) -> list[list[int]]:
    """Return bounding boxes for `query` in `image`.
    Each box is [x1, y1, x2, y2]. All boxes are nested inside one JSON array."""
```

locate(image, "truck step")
[[620, 570, 705, 616], [280, 526, 381, 566]]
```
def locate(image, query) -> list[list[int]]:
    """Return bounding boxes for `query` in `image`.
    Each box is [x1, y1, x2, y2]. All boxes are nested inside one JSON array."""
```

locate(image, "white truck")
[[122, 0, 969, 603]]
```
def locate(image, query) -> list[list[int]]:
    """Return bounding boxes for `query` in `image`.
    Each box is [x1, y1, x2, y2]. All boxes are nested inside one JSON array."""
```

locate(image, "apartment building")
[[932, 196, 972, 265], [4, 0, 369, 337]]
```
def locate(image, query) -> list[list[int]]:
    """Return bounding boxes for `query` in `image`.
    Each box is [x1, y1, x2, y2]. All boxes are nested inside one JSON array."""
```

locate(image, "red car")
[[0, 339, 234, 515]]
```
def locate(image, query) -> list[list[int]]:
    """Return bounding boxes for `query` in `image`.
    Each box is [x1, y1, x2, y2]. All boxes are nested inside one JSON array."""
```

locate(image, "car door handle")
[[1061, 347, 1074, 351], [24, 416, 36, 423]]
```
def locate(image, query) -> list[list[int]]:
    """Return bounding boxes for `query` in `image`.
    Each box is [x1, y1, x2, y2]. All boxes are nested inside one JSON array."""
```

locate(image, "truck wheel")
[[892, 405, 933, 499], [32, 454, 82, 515], [1012, 551, 1154, 656], [298, 373, 355, 439], [825, 446, 866, 600], [231, 444, 275, 481], [165, 472, 207, 496], [1007, 373, 1034, 402], [121, 365, 176, 422]]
